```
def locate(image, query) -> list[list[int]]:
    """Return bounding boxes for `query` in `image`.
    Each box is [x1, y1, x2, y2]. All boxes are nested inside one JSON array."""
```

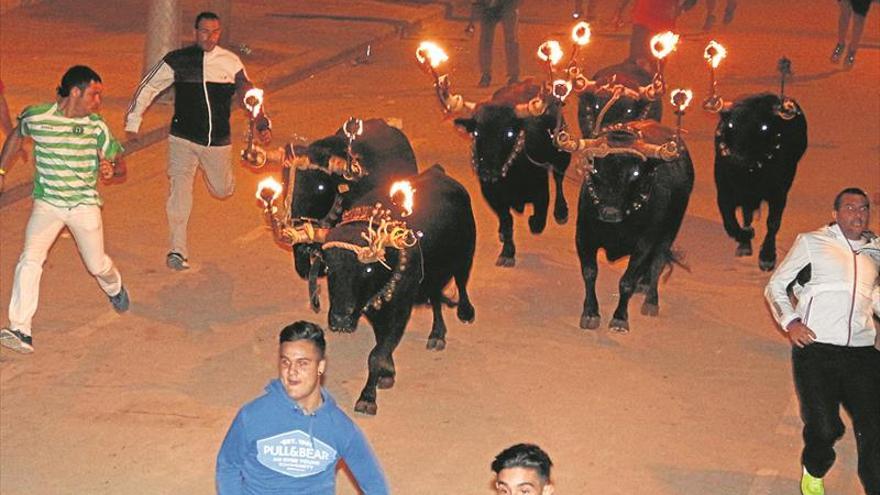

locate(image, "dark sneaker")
[[478, 73, 491, 88], [843, 49, 856, 69], [109, 286, 130, 313], [830, 42, 845, 63], [0, 328, 33, 354], [166, 252, 190, 271]]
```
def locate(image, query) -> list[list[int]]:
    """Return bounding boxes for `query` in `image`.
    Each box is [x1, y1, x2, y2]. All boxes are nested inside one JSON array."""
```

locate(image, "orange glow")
[[650, 31, 680, 60], [244, 87, 264, 118], [390, 180, 415, 216], [670, 88, 693, 111], [571, 22, 591, 46], [704, 40, 727, 69], [256, 177, 282, 203], [537, 40, 564, 66], [416, 41, 449, 69], [552, 79, 573, 101]]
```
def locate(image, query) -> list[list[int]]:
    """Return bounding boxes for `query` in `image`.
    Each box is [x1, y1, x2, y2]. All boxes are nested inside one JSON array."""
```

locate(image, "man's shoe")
[[702, 14, 716, 31], [830, 42, 845, 63], [478, 73, 491, 88], [801, 467, 824, 495], [843, 49, 856, 69], [166, 252, 190, 271], [109, 286, 130, 313], [0, 328, 33, 354], [506, 76, 519, 85]]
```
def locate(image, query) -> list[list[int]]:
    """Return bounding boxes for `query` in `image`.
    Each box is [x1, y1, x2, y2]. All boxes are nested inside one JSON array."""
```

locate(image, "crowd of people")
[[0, 4, 877, 495]]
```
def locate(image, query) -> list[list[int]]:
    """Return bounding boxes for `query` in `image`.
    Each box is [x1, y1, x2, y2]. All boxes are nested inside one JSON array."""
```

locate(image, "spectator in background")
[[628, 0, 680, 73], [831, 0, 873, 68], [491, 443, 555, 495], [473, 0, 522, 87]]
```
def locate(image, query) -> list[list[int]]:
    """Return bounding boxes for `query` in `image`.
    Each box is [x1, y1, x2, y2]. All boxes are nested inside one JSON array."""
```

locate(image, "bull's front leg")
[[610, 244, 654, 333], [426, 293, 448, 351], [759, 193, 788, 271], [529, 181, 550, 234], [578, 242, 601, 329], [716, 185, 753, 256], [493, 205, 516, 267], [552, 167, 569, 225], [355, 306, 411, 415]]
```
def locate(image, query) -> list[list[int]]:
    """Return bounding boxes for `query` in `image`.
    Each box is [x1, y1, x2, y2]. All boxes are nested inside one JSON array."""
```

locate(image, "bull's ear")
[[454, 118, 477, 134]]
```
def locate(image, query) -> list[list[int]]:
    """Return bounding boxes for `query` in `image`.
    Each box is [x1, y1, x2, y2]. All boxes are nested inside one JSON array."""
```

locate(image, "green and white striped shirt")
[[19, 103, 123, 208]]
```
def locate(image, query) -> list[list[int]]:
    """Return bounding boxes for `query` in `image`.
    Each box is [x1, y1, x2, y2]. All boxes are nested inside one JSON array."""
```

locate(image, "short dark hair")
[[491, 443, 553, 482], [279, 321, 326, 358], [195, 11, 220, 29], [56, 65, 101, 98], [833, 187, 869, 210]]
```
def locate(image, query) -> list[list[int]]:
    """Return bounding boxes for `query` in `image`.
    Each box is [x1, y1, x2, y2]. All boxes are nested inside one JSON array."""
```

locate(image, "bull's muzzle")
[[329, 311, 358, 333], [599, 206, 624, 223]]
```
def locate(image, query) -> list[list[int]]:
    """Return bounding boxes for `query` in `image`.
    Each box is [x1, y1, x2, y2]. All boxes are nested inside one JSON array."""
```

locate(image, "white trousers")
[[7, 200, 122, 336], [166, 135, 234, 258]]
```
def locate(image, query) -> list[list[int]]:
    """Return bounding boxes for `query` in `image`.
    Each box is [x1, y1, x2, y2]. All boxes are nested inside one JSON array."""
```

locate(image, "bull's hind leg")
[[717, 188, 754, 256], [426, 294, 448, 351], [356, 309, 409, 415], [640, 245, 672, 317], [579, 245, 601, 329], [552, 167, 569, 224], [495, 208, 516, 267], [736, 206, 756, 256], [610, 246, 654, 332], [759, 194, 787, 271], [454, 258, 476, 324]]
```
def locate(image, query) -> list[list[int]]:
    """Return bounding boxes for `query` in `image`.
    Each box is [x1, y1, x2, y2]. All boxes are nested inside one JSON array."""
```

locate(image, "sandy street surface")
[[1, 1, 878, 494]]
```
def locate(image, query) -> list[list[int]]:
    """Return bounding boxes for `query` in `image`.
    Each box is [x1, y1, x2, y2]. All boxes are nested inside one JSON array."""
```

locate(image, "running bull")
[[321, 165, 477, 414], [556, 120, 693, 332]]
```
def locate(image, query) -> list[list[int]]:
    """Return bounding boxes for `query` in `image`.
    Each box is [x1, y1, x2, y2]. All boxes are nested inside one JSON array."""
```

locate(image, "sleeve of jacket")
[[124, 58, 175, 133], [341, 423, 390, 495], [765, 233, 811, 330], [215, 409, 248, 495]]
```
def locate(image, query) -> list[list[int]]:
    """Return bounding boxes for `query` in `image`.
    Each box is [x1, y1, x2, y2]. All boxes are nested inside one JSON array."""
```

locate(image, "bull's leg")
[[759, 194, 787, 271], [717, 187, 753, 256], [495, 207, 516, 267], [426, 294, 448, 351], [355, 308, 410, 415], [454, 258, 476, 324], [552, 167, 569, 224], [579, 245, 601, 329], [640, 244, 672, 317], [610, 245, 654, 332], [529, 182, 550, 234]]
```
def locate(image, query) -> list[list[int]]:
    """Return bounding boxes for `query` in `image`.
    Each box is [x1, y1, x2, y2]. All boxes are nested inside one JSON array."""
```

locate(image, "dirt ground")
[[1, 1, 879, 494]]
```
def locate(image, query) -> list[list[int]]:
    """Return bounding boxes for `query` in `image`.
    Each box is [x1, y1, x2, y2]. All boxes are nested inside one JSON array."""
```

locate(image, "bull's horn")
[[554, 130, 601, 153], [282, 223, 330, 245], [633, 140, 680, 161], [443, 93, 477, 115], [702, 95, 727, 113], [513, 97, 548, 118]]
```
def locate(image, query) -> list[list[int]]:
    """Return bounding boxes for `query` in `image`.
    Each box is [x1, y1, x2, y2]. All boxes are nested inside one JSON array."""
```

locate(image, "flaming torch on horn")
[[701, 40, 727, 112], [568, 21, 592, 68], [241, 87, 267, 167], [537, 40, 564, 83], [256, 177, 284, 238], [649, 31, 679, 96], [416, 41, 456, 114], [670, 88, 693, 139]]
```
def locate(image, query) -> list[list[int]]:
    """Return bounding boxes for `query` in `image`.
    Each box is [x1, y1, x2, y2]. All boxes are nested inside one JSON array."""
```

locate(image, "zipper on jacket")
[[845, 238, 857, 346], [202, 52, 213, 146]]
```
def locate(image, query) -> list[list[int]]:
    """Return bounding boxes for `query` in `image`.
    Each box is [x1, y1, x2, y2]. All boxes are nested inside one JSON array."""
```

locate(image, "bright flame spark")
[[571, 22, 591, 46], [256, 177, 282, 203], [244, 87, 264, 118], [416, 41, 449, 69], [537, 40, 564, 66], [704, 40, 727, 69], [670, 88, 693, 111], [390, 180, 415, 216], [552, 79, 573, 101], [650, 31, 680, 60]]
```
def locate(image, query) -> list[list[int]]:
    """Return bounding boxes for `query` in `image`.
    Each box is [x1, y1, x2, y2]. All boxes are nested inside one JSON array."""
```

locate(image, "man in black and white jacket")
[[125, 11, 269, 271]]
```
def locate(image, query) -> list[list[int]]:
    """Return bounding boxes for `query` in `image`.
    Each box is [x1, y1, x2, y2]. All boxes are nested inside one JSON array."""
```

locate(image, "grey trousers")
[[479, 4, 520, 80]]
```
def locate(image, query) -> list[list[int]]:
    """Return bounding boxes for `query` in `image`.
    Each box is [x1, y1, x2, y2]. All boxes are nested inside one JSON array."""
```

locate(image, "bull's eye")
[[506, 129, 515, 139], [318, 184, 325, 191], [595, 104, 600, 109], [760, 124, 768, 131], [632, 170, 640, 177], [365, 266, 373, 274], [728, 122, 734, 129], [473, 130, 479, 137], [626, 108, 632, 114]]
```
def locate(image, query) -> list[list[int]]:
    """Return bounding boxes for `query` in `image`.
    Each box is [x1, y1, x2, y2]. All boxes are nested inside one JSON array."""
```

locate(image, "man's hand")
[[125, 131, 139, 143], [99, 160, 115, 181], [786, 319, 817, 348]]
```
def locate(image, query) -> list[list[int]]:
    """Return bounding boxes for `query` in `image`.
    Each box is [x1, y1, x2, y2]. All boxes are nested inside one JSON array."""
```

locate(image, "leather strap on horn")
[[513, 97, 548, 118]]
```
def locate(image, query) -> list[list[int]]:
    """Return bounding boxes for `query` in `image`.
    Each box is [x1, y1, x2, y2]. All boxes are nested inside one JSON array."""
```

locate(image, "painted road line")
[[746, 468, 779, 495]]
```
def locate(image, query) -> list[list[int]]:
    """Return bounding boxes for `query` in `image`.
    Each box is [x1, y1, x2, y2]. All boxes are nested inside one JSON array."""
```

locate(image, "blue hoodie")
[[216, 380, 389, 494]]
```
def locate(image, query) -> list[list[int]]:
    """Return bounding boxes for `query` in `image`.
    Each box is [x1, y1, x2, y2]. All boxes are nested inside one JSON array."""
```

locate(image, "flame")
[[552, 79, 573, 101], [650, 31, 680, 60], [416, 41, 449, 69], [343, 117, 364, 140], [244, 87, 264, 118], [571, 22, 591, 46], [537, 40, 564, 66], [670, 88, 693, 111], [256, 177, 282, 203], [704, 40, 727, 69], [390, 180, 415, 217]]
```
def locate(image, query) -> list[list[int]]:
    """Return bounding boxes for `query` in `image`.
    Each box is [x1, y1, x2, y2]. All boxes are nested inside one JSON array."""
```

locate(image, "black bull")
[[321, 166, 477, 415], [713, 93, 807, 271], [454, 80, 571, 267], [577, 60, 663, 137], [289, 118, 419, 281], [577, 124, 694, 332]]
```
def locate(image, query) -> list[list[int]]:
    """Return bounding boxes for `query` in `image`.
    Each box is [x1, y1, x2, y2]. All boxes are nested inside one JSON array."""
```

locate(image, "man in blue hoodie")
[[216, 321, 389, 494]]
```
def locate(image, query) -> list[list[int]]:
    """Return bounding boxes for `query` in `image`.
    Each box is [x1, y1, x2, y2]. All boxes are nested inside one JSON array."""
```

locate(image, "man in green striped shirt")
[[0, 66, 130, 354]]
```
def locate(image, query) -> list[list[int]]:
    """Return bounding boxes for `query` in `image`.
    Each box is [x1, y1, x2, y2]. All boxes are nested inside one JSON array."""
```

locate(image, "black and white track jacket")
[[125, 44, 249, 147]]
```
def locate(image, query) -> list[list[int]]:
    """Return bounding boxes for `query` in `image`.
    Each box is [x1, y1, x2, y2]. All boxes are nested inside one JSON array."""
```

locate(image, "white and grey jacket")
[[765, 223, 880, 347]]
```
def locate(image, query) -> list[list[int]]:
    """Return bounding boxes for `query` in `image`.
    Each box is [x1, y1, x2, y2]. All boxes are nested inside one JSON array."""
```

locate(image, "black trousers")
[[793, 343, 880, 494]]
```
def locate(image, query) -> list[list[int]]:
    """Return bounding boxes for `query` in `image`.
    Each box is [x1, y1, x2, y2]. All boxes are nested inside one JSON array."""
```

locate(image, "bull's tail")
[[660, 246, 691, 283]]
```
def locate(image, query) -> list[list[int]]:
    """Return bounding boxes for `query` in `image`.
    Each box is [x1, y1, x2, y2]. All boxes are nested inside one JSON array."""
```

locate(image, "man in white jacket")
[[765, 187, 880, 495]]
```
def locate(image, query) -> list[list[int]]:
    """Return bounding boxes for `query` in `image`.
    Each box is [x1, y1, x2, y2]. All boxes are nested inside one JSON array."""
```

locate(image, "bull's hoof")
[[426, 338, 447, 351], [457, 303, 475, 323], [758, 258, 776, 272], [495, 256, 516, 267], [641, 303, 659, 316], [580, 315, 600, 330], [528, 216, 547, 234], [354, 400, 378, 416], [554, 208, 569, 225], [609, 318, 630, 333], [329, 326, 356, 334], [377, 375, 395, 389], [635, 283, 650, 294], [735, 243, 752, 257]]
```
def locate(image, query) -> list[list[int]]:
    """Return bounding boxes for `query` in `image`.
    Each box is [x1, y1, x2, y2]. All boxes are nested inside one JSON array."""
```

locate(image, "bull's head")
[[322, 206, 418, 332], [575, 61, 664, 137], [455, 105, 528, 183], [714, 93, 803, 172]]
